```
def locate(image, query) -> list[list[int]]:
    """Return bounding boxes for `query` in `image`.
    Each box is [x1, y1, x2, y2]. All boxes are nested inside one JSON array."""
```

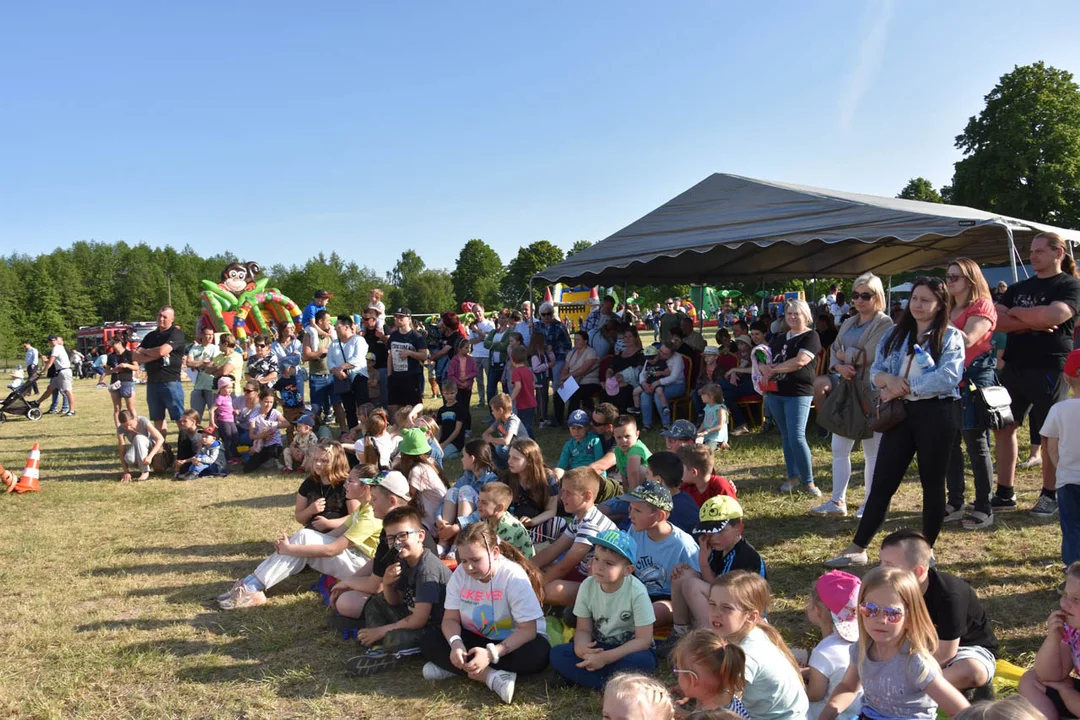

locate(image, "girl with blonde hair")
[[819, 566, 969, 719], [707, 571, 808, 718], [602, 672, 675, 720], [670, 629, 750, 717]]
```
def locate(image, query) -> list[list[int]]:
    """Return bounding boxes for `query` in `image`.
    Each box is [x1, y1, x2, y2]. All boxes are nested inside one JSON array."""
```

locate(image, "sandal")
[[962, 510, 994, 530], [944, 504, 965, 523]]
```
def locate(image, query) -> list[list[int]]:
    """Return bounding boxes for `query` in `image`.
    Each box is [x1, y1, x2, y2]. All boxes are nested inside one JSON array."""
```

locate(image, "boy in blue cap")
[[548, 529, 657, 689], [555, 409, 604, 481]]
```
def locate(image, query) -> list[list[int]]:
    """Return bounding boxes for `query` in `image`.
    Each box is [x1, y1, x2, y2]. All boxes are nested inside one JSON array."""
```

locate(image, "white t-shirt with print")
[[1041, 398, 1080, 488], [445, 557, 546, 641]]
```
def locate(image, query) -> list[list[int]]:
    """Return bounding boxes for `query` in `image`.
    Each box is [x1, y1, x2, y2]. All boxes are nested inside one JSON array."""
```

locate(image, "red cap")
[[1066, 349, 1080, 379]]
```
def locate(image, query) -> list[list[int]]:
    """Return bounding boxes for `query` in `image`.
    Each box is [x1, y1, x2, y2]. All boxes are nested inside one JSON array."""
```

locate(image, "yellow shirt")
[[340, 503, 381, 558]]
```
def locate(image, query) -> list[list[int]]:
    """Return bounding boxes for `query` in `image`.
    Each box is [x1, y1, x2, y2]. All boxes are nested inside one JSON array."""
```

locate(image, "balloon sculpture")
[[198, 261, 302, 341]]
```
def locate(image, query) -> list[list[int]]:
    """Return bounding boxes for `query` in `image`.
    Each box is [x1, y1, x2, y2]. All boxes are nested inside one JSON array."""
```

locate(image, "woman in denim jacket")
[[826, 277, 964, 568]]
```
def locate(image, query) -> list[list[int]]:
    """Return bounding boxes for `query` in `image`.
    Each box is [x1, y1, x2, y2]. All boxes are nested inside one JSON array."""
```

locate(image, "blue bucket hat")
[[587, 529, 638, 565]]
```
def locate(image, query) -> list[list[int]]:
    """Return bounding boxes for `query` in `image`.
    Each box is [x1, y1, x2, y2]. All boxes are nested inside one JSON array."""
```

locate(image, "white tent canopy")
[[534, 173, 1080, 285]]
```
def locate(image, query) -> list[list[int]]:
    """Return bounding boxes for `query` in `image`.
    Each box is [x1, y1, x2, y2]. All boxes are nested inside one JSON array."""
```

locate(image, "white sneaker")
[[486, 669, 516, 704], [422, 662, 456, 681], [810, 499, 847, 517], [855, 502, 866, 519]]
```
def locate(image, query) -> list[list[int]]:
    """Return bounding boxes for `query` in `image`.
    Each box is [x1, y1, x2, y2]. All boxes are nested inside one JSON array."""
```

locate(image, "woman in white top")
[[638, 342, 685, 431], [561, 331, 602, 417]]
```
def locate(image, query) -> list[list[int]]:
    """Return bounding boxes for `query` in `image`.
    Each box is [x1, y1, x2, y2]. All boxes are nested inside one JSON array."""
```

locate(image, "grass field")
[[0, 378, 1063, 719]]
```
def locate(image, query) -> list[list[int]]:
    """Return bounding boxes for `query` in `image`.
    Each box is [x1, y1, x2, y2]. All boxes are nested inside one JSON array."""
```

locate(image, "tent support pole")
[[1006, 227, 1018, 283], [528, 276, 535, 309], [887, 276, 892, 311]]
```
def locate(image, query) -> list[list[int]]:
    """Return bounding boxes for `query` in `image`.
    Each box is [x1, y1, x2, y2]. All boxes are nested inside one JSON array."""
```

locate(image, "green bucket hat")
[[398, 427, 430, 456]]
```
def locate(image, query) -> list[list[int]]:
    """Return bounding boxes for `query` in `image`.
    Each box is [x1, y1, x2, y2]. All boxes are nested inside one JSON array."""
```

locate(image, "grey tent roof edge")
[[534, 173, 1080, 284]]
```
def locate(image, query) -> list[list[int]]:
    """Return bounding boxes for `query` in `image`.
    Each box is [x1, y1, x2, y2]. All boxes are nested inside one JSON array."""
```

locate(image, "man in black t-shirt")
[[386, 307, 427, 414], [880, 530, 999, 692], [361, 307, 389, 408], [994, 232, 1080, 518], [133, 306, 187, 433]]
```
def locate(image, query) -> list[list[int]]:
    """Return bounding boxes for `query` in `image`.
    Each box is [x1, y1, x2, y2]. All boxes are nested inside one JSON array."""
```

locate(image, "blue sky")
[[2, 1, 1079, 275]]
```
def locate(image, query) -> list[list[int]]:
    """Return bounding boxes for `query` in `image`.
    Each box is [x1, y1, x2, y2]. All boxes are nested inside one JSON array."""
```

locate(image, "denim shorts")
[[146, 381, 185, 421], [116, 380, 135, 399]]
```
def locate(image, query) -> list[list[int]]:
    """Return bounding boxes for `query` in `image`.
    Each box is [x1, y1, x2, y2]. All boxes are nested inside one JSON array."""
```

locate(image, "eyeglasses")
[[671, 667, 699, 681], [540, 311, 553, 317], [388, 529, 421, 545], [944, 274, 963, 283], [859, 601, 905, 623], [851, 292, 874, 301]]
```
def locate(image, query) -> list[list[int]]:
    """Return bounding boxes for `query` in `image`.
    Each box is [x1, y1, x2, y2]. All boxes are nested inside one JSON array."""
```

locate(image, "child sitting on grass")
[[475, 482, 534, 558], [504, 438, 564, 544], [436, 380, 470, 461], [345, 505, 452, 676], [804, 570, 862, 720], [677, 444, 737, 507], [176, 427, 226, 480], [670, 629, 750, 717], [646, 451, 700, 535], [219, 450, 382, 610], [294, 440, 357, 531], [602, 672, 675, 720], [598, 414, 652, 526], [705, 572, 809, 719], [555, 409, 604, 481], [1020, 560, 1080, 719], [665, 497, 766, 647], [819, 566, 969, 720], [482, 392, 528, 469], [361, 409, 394, 469], [435, 439, 498, 547], [531, 467, 617, 608], [244, 388, 287, 473], [697, 383, 729, 451], [273, 364, 305, 446], [394, 428, 447, 538], [549, 529, 657, 689], [619, 480, 699, 627], [283, 414, 318, 473], [174, 409, 201, 477]]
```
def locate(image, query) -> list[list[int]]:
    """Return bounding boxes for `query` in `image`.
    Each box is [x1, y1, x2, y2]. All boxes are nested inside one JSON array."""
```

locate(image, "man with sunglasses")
[[658, 298, 684, 345], [535, 302, 572, 425], [879, 529, 998, 696]]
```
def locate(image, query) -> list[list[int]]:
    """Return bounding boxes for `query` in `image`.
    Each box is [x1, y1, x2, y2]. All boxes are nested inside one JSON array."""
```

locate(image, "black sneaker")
[[990, 494, 1017, 511], [346, 649, 408, 677]]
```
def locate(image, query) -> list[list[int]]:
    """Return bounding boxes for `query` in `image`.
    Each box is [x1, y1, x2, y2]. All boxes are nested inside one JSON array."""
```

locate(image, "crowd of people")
[[16, 232, 1080, 718]]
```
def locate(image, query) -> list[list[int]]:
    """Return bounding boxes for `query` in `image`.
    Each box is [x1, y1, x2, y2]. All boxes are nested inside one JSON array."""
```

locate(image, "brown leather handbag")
[[868, 355, 911, 433]]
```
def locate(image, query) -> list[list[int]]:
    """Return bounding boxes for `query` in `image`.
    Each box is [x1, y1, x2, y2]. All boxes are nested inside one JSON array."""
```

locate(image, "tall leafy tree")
[[388, 250, 425, 289], [949, 61, 1080, 225], [501, 241, 565, 306], [452, 239, 503, 307], [567, 239, 594, 257], [406, 269, 456, 313], [897, 177, 944, 203]]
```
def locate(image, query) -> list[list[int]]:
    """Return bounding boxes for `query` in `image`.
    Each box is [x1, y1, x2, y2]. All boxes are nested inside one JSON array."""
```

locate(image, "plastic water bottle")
[[913, 344, 935, 371]]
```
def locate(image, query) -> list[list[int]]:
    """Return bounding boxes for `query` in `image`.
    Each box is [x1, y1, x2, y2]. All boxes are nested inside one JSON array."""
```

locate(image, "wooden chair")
[[669, 353, 697, 422]]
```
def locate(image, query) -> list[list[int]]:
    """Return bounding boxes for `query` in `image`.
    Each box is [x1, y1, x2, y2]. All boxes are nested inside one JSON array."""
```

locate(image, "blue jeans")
[[518, 407, 536, 439], [442, 444, 462, 460], [1060, 484, 1080, 566], [378, 368, 388, 408], [719, 377, 760, 426], [487, 364, 505, 408], [549, 641, 657, 690], [493, 443, 510, 470], [308, 373, 333, 421], [49, 391, 70, 413], [765, 393, 814, 485], [641, 381, 685, 428], [146, 381, 185, 422]]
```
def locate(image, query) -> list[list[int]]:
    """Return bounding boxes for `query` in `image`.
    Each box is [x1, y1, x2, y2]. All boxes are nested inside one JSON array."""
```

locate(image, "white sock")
[[673, 624, 689, 636]]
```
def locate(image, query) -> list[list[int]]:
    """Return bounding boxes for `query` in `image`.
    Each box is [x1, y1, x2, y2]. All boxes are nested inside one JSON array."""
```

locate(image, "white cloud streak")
[[839, 0, 894, 130]]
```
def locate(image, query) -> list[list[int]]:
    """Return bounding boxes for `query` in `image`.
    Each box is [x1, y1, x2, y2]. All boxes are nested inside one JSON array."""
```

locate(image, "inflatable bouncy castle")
[[198, 261, 302, 341]]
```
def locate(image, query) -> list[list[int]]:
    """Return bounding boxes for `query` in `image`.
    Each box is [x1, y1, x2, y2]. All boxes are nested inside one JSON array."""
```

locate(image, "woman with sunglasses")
[[826, 277, 965, 568], [943, 259, 998, 530], [811, 273, 894, 519]]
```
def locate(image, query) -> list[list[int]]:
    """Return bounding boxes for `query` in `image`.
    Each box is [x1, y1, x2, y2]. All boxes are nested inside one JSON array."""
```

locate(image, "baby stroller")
[[0, 371, 43, 423]]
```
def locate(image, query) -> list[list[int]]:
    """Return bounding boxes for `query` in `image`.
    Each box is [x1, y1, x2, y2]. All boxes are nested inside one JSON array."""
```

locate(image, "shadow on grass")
[[118, 542, 270, 557], [91, 559, 254, 578], [209, 494, 294, 510]]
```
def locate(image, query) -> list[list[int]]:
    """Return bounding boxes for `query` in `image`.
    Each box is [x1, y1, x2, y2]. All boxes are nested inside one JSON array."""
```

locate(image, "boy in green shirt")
[[599, 414, 652, 526], [476, 481, 534, 558]]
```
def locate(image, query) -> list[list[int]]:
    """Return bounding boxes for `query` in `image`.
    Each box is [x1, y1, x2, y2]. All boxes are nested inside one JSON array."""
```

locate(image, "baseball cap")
[[198, 427, 217, 437], [643, 345, 659, 357], [568, 409, 590, 427], [394, 306, 412, 316], [314, 289, 333, 299], [588, 529, 638, 565], [296, 414, 315, 428], [217, 376, 234, 389], [816, 570, 861, 642], [617, 479, 673, 512], [366, 352, 376, 362], [693, 496, 743, 536], [733, 334, 753, 348], [1066, 349, 1080, 379], [704, 345, 720, 356], [662, 419, 697, 440], [363, 470, 412, 501], [47, 334, 59, 341]]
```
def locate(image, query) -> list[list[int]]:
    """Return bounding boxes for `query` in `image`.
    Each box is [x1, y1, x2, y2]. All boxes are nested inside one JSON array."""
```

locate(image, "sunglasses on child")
[[859, 601, 905, 623]]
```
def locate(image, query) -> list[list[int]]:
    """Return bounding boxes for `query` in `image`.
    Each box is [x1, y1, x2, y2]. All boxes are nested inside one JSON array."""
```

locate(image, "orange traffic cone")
[[14, 443, 40, 493], [0, 462, 15, 493]]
